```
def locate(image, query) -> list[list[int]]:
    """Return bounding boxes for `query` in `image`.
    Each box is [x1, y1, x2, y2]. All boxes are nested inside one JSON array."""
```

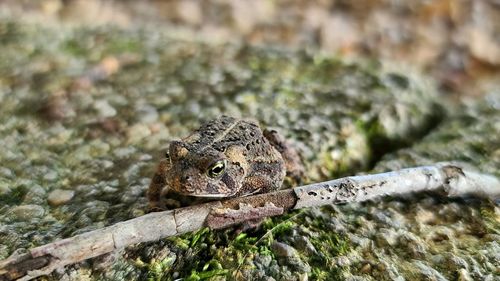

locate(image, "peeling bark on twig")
[[0, 162, 498, 281], [293, 163, 500, 208]]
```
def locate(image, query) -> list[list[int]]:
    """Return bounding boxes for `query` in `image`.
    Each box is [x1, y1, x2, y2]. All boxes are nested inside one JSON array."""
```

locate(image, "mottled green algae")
[[339, 96, 500, 280], [0, 19, 445, 280], [375, 95, 500, 177]]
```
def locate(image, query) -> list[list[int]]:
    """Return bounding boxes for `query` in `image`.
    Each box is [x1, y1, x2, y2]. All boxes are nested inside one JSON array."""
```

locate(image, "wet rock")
[[0, 167, 14, 179], [423, 226, 455, 243], [349, 234, 372, 250], [22, 185, 47, 205], [102, 185, 118, 193], [47, 189, 75, 206], [122, 164, 142, 183], [136, 104, 159, 123], [0, 183, 11, 195], [328, 217, 349, 233], [413, 261, 447, 281], [267, 260, 281, 278], [414, 207, 437, 225], [113, 147, 137, 159], [397, 232, 427, 259], [39, 92, 74, 121], [126, 124, 151, 144], [94, 99, 117, 118], [293, 236, 317, 255], [271, 242, 311, 273], [359, 262, 372, 274], [457, 268, 473, 281], [371, 208, 406, 229], [43, 170, 58, 181], [0, 18, 497, 281], [271, 242, 297, 258], [336, 256, 351, 267], [11, 204, 45, 220], [254, 254, 273, 269], [438, 202, 466, 223], [375, 228, 398, 247], [121, 185, 145, 203]]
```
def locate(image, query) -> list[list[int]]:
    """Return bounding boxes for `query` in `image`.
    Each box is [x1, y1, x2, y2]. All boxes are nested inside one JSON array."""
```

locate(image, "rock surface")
[[47, 189, 75, 206], [0, 17, 497, 281]]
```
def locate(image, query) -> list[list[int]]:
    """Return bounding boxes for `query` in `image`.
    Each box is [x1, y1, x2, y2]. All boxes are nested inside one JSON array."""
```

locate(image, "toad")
[[148, 115, 303, 210]]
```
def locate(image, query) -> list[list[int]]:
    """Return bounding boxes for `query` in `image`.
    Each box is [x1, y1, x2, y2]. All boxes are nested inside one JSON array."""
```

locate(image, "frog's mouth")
[[173, 172, 237, 198]]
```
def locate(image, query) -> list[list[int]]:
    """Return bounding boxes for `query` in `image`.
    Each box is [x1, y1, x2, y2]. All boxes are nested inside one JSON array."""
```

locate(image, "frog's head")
[[163, 140, 247, 198]]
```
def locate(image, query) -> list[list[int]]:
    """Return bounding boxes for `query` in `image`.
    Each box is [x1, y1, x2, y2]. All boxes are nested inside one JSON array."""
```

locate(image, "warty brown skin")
[[147, 115, 303, 210]]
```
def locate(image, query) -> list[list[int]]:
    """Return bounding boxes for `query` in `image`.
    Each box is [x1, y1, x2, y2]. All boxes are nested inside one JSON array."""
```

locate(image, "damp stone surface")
[[0, 18, 497, 281]]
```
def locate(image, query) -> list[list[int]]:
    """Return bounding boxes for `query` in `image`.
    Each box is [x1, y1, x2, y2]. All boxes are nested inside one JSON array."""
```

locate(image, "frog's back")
[[184, 116, 278, 161]]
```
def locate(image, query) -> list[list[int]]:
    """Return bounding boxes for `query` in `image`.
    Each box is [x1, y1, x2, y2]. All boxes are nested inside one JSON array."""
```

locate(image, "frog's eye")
[[207, 160, 226, 178], [164, 151, 170, 161]]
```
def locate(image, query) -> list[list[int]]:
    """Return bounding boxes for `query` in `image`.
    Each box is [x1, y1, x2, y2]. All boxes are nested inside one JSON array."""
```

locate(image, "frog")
[[147, 115, 303, 211]]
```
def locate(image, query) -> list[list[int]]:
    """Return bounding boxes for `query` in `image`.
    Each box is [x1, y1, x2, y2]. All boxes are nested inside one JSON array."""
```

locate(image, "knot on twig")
[[441, 164, 466, 186]]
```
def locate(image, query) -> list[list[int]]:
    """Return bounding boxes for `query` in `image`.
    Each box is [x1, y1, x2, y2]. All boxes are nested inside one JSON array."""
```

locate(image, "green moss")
[[302, 209, 350, 280], [0, 183, 26, 205], [63, 38, 90, 57], [480, 203, 500, 235], [185, 260, 228, 281], [144, 210, 351, 280]]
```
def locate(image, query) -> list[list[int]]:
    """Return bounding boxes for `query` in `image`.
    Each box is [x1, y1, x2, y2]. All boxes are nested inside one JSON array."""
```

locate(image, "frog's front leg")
[[263, 129, 304, 183], [147, 160, 169, 212]]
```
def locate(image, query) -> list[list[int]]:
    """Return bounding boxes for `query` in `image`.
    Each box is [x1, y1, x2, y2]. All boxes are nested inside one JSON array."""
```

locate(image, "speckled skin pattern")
[[148, 116, 303, 209]]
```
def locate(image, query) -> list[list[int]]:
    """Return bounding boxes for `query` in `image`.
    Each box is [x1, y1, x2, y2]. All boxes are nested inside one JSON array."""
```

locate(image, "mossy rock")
[[0, 18, 476, 281]]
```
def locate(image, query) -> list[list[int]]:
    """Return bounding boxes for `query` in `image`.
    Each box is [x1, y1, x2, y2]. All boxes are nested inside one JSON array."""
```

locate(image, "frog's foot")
[[206, 202, 284, 230]]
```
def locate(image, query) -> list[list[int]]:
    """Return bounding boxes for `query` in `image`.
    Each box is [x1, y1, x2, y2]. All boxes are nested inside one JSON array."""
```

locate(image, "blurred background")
[[2, 0, 500, 99]]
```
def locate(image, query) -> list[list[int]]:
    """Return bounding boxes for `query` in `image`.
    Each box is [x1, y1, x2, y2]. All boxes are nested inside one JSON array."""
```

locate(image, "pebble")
[[349, 234, 372, 249], [293, 236, 317, 255], [126, 124, 151, 144], [123, 164, 141, 182], [373, 209, 407, 229], [0, 183, 11, 195], [438, 202, 465, 222], [457, 268, 473, 281], [424, 226, 454, 243], [415, 207, 436, 225], [375, 228, 398, 247], [94, 99, 117, 117], [336, 256, 351, 267], [272, 241, 298, 258], [413, 261, 448, 281], [11, 204, 45, 220], [43, 170, 58, 181], [102, 186, 118, 193], [359, 262, 372, 274], [254, 254, 272, 269], [0, 245, 8, 259], [398, 232, 427, 259], [113, 147, 137, 158], [23, 185, 47, 204], [47, 189, 75, 206], [0, 167, 13, 178], [271, 241, 311, 273], [136, 104, 159, 123]]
